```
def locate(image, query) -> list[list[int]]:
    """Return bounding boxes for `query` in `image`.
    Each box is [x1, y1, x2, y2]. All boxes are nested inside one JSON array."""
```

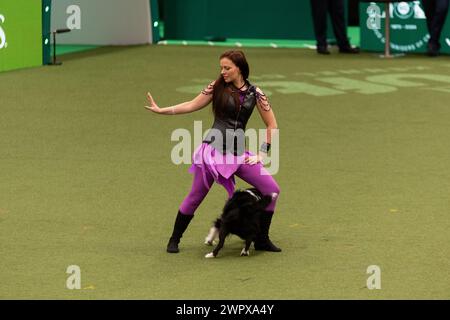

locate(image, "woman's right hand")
[[144, 92, 162, 114]]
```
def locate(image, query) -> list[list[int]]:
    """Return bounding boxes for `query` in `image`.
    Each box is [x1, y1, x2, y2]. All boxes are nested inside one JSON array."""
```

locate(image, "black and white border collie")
[[204, 188, 272, 258]]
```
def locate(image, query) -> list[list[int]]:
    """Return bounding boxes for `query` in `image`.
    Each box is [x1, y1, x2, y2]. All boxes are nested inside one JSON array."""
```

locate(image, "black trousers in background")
[[309, 0, 351, 49], [422, 0, 450, 50]]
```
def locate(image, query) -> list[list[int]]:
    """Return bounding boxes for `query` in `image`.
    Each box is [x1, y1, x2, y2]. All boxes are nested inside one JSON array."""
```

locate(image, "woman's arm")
[[144, 92, 212, 115], [245, 87, 278, 165], [255, 87, 278, 145], [144, 81, 215, 115]]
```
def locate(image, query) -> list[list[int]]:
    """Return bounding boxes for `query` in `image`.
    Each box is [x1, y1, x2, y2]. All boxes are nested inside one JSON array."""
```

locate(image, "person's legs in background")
[[422, 0, 435, 39], [328, 0, 359, 53], [423, 0, 439, 55], [310, 0, 330, 54], [423, 0, 450, 56]]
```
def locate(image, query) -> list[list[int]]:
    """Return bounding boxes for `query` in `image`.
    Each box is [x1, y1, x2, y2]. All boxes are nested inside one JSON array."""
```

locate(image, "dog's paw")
[[205, 252, 216, 258], [240, 248, 250, 256], [204, 240, 215, 246]]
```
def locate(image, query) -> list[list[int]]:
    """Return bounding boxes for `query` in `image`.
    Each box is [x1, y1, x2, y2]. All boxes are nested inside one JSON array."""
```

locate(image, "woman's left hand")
[[244, 154, 264, 165]]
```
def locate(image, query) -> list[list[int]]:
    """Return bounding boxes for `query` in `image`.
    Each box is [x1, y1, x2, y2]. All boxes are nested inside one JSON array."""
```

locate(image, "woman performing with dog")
[[145, 50, 281, 254]]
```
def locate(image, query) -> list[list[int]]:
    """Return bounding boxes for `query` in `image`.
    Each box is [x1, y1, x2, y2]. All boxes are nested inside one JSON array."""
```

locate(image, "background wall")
[[51, 0, 153, 45], [162, 0, 347, 40]]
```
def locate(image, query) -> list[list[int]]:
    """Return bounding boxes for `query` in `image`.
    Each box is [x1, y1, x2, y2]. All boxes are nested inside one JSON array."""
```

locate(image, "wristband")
[[260, 142, 271, 153]]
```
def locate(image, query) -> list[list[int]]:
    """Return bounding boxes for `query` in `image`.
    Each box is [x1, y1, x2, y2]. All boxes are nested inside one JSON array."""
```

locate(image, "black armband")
[[260, 142, 271, 153]]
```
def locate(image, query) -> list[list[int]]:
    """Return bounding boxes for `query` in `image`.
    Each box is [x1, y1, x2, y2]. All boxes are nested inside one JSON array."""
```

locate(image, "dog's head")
[[222, 188, 273, 221]]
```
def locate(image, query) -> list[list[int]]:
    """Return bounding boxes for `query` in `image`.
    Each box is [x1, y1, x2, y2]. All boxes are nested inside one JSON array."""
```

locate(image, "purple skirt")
[[189, 142, 255, 196]]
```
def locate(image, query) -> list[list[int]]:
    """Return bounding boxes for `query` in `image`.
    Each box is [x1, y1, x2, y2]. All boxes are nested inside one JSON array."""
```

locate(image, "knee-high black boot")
[[254, 211, 282, 252], [166, 211, 194, 253]]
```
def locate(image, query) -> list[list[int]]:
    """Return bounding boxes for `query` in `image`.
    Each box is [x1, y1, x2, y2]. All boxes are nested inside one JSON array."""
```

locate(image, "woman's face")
[[220, 57, 241, 83]]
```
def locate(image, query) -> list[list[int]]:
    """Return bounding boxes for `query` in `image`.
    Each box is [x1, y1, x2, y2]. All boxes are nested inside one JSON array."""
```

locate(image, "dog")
[[204, 188, 272, 258]]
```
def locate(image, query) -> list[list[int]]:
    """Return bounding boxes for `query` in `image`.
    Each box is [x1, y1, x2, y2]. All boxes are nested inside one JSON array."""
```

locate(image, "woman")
[[145, 50, 281, 254]]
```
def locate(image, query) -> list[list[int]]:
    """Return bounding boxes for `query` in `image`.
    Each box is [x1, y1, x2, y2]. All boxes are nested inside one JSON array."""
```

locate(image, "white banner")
[[51, 0, 153, 45]]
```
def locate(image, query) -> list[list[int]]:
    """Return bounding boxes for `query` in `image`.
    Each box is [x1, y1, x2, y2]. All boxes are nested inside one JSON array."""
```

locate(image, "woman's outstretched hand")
[[144, 92, 162, 114]]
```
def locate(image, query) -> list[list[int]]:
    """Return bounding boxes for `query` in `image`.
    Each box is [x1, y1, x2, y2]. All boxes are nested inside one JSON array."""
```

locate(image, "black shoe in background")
[[339, 46, 360, 54], [426, 42, 440, 57], [317, 46, 330, 55], [427, 49, 440, 57]]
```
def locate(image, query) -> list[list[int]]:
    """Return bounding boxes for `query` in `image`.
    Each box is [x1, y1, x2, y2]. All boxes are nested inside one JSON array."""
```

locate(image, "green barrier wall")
[[150, 0, 160, 43], [162, 0, 346, 40], [42, 0, 51, 65], [0, 0, 43, 72], [360, 0, 450, 54]]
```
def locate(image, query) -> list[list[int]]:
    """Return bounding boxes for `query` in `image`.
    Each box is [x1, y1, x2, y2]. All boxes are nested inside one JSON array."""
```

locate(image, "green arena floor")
[[156, 26, 360, 49], [1, 44, 450, 299]]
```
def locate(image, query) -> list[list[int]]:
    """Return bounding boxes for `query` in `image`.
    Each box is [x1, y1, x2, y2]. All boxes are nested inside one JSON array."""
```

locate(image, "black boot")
[[254, 211, 282, 252], [317, 46, 330, 55], [166, 211, 194, 253]]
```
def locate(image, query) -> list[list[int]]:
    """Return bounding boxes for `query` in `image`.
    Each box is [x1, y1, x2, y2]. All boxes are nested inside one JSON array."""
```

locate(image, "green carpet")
[[1, 45, 450, 299], [56, 44, 100, 56], [158, 27, 360, 49], [56, 27, 360, 54], [158, 38, 318, 49]]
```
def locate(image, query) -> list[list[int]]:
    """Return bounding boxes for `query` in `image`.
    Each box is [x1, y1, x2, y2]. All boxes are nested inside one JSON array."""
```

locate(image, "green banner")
[[149, 0, 160, 43], [42, 0, 51, 65], [162, 0, 345, 41], [360, 0, 450, 54], [0, 0, 43, 72]]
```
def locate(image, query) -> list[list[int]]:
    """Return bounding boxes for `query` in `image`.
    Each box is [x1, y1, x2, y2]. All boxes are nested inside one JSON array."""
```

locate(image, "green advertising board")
[[42, 0, 51, 65], [0, 0, 43, 72], [162, 0, 345, 41], [360, 0, 450, 54]]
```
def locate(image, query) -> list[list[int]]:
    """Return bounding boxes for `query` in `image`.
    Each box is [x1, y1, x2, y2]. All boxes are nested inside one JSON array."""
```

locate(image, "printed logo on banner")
[[394, 2, 415, 19], [366, 4, 381, 30], [0, 14, 7, 49], [366, 1, 428, 52], [66, 5, 81, 30]]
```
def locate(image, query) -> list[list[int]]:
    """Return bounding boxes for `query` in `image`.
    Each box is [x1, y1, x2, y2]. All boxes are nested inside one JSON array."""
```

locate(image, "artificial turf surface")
[[1, 44, 450, 299]]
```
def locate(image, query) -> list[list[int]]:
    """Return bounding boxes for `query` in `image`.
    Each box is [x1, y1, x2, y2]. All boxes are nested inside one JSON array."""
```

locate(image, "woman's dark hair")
[[212, 50, 250, 118]]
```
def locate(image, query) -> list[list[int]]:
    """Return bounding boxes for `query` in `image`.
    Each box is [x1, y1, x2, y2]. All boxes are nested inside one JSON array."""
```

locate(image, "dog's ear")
[[257, 195, 273, 210]]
